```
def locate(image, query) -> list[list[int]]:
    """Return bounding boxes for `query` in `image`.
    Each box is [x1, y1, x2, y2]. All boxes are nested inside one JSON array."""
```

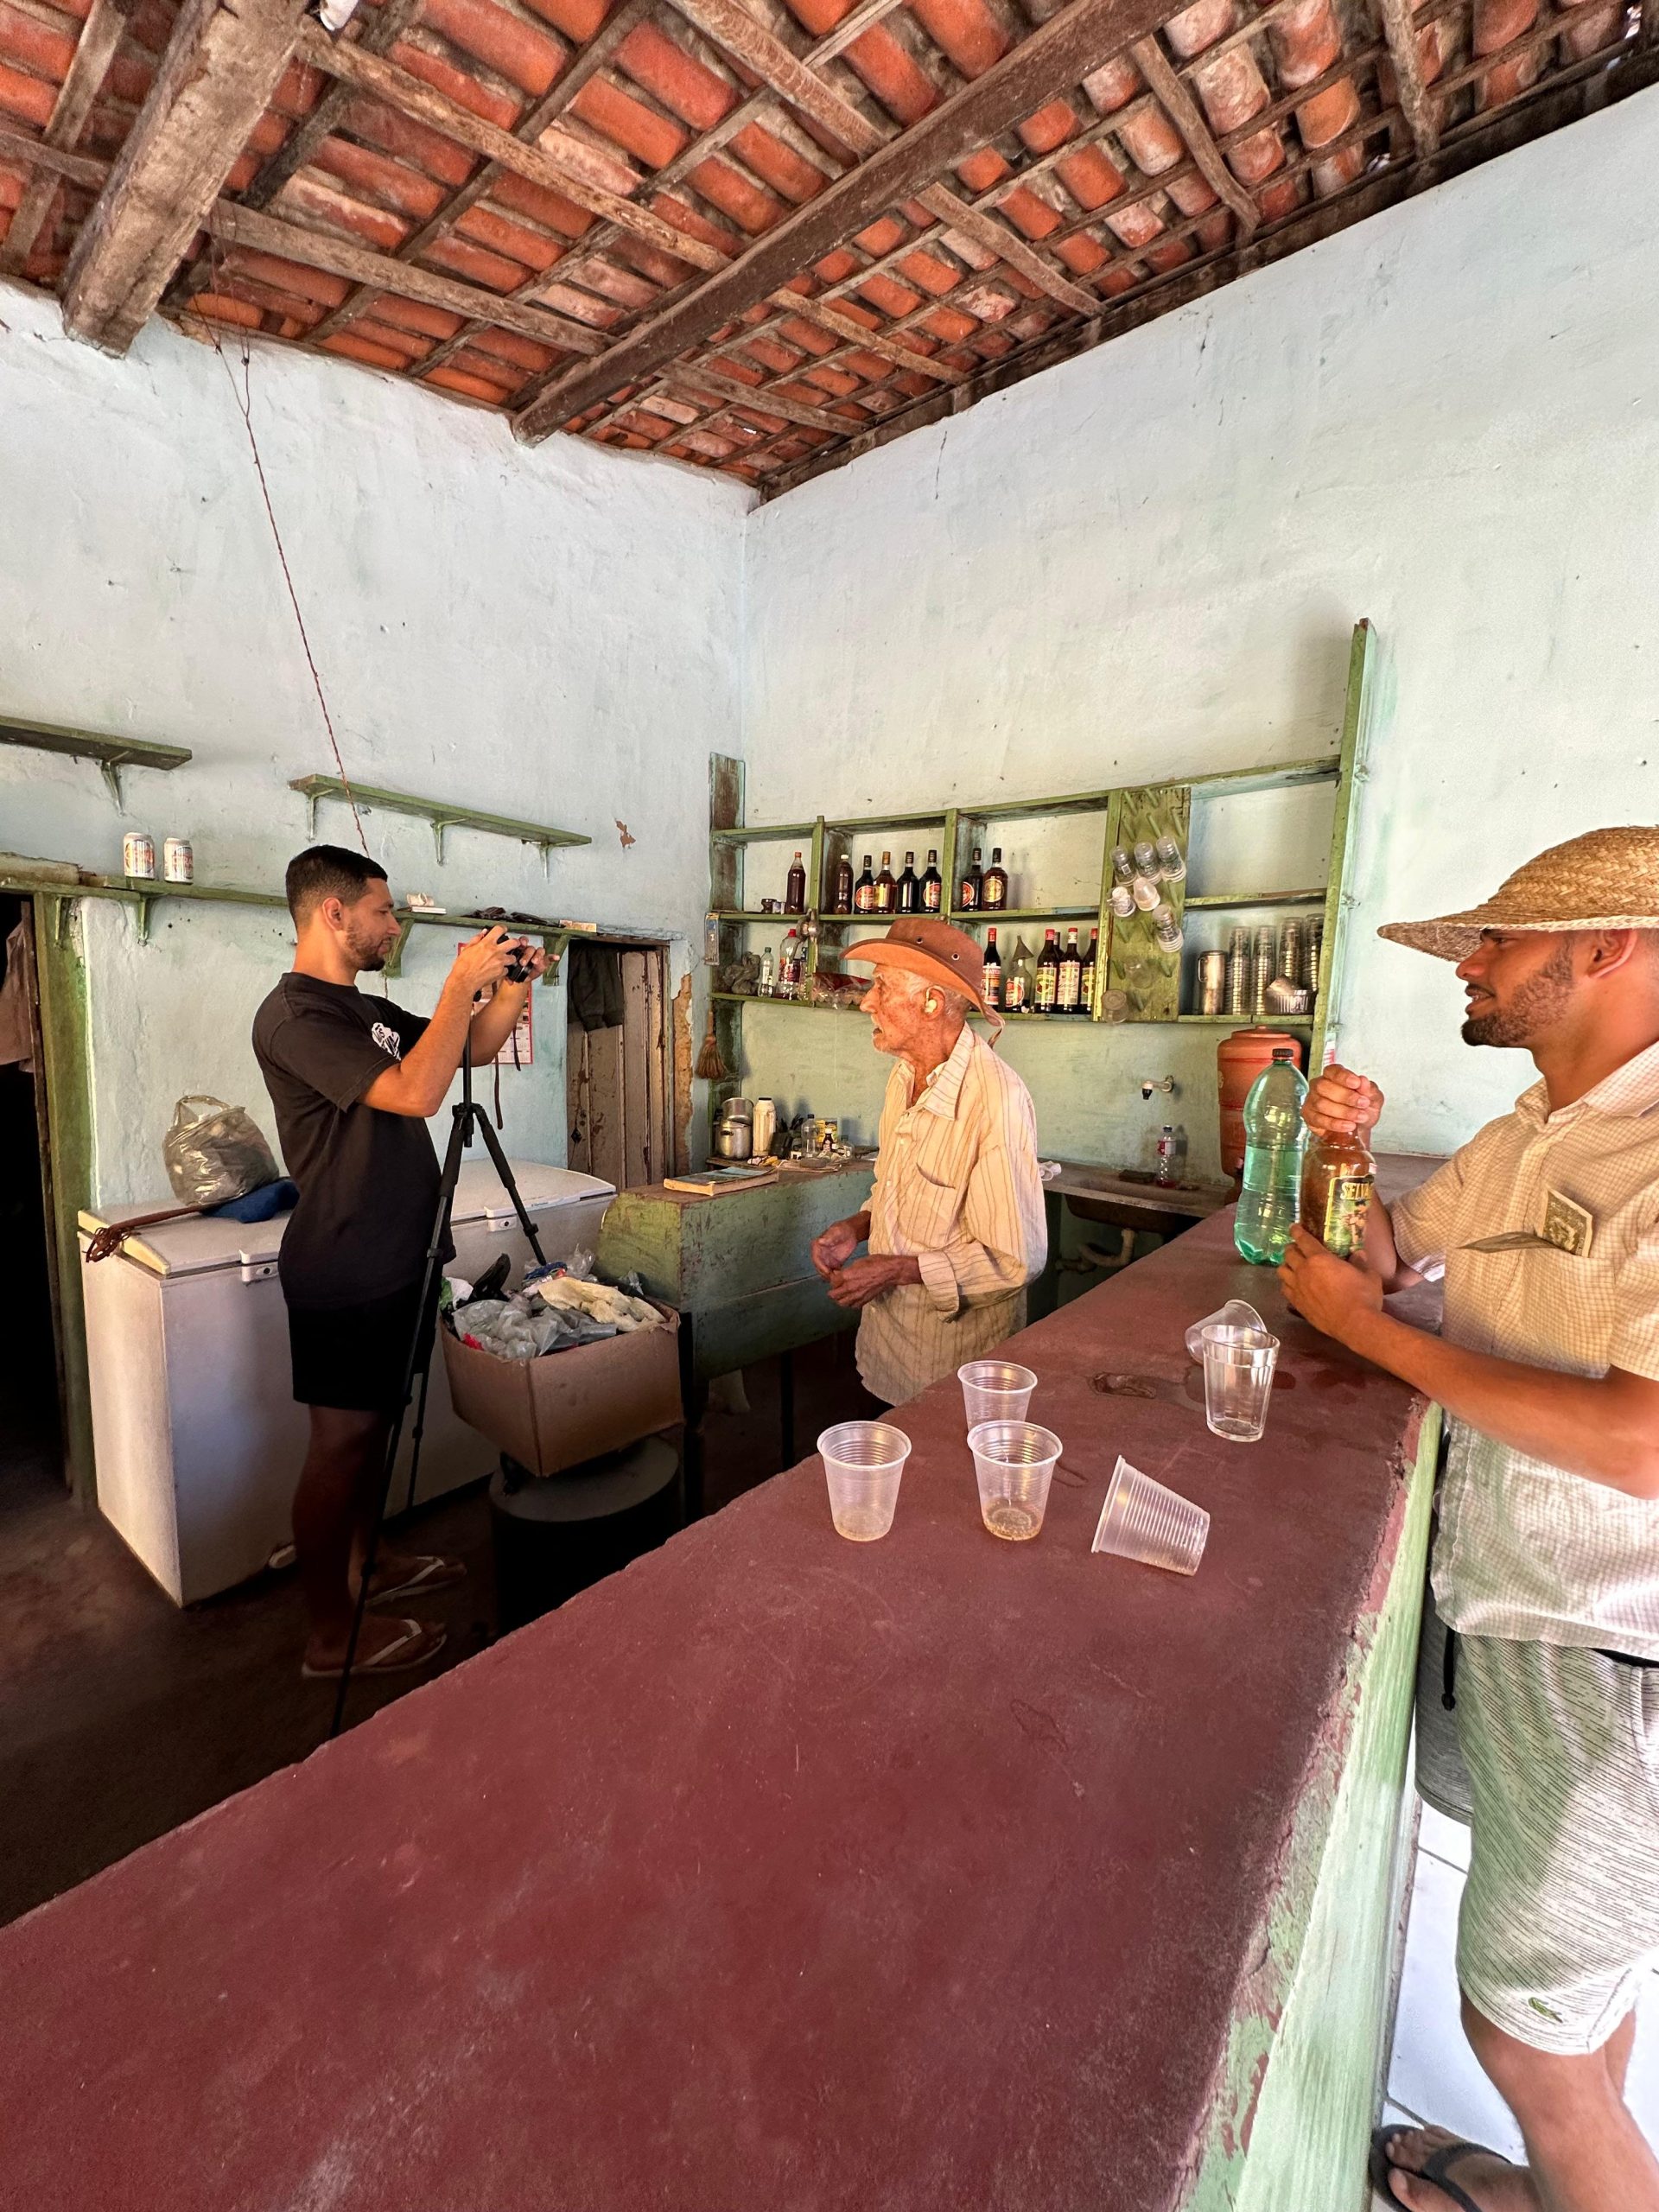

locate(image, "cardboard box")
[[442, 1302, 682, 1476]]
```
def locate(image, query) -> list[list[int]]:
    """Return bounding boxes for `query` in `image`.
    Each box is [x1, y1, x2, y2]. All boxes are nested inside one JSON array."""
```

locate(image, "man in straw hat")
[[810, 918, 1046, 1408], [1279, 827, 1659, 2212]]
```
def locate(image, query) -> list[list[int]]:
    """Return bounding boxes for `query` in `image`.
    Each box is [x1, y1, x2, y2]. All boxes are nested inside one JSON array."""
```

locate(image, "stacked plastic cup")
[[968, 1421, 1063, 1541], [818, 1421, 911, 1541], [1091, 1455, 1210, 1575], [957, 1359, 1038, 1428]]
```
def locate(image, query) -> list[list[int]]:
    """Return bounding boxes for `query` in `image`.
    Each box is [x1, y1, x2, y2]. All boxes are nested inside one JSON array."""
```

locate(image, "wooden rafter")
[[1376, 0, 1441, 151], [0, 0, 132, 276], [512, 0, 1179, 441], [240, 0, 426, 212], [1128, 34, 1260, 237], [61, 0, 311, 353]]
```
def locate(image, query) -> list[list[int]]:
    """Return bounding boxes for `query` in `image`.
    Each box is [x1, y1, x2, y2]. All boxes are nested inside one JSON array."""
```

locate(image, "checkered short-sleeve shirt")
[[1390, 1039, 1659, 1655]]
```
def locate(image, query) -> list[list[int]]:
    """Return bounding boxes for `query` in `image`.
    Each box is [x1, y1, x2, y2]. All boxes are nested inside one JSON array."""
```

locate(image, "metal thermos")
[[1197, 950, 1228, 1015], [751, 1098, 777, 1156]]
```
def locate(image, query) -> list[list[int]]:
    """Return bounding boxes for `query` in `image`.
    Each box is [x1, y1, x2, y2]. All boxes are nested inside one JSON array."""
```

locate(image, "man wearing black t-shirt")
[[253, 845, 543, 1679]]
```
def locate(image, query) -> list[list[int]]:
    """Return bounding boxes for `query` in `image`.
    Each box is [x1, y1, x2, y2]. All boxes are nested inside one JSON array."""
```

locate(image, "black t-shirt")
[[251, 974, 448, 1309]]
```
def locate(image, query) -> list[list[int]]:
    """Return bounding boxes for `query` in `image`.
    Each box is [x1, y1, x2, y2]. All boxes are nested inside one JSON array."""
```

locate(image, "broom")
[[695, 1002, 732, 1084]]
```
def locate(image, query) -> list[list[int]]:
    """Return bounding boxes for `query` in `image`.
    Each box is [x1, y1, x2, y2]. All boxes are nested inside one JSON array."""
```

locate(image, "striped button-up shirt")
[[1390, 1039, 1659, 1655], [857, 1026, 1047, 1407]]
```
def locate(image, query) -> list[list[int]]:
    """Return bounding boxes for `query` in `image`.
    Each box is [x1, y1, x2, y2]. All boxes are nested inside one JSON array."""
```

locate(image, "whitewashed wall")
[[0, 290, 748, 1202], [741, 88, 1659, 1174]]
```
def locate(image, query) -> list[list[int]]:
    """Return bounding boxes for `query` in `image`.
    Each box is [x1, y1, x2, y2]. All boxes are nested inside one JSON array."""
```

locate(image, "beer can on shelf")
[[1198, 950, 1228, 1015], [163, 836, 194, 884], [122, 832, 156, 880]]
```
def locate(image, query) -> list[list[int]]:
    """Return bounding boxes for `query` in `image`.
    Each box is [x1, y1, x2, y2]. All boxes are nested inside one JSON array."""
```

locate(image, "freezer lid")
[[448, 1158, 616, 1228], [78, 1202, 288, 1279]]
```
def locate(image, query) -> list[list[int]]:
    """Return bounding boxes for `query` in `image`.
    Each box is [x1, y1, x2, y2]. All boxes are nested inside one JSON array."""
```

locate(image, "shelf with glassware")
[[707, 616, 1376, 1078]]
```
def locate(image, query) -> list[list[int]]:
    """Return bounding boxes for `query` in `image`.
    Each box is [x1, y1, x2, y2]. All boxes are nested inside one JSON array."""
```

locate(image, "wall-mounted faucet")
[[1139, 1075, 1177, 1102]]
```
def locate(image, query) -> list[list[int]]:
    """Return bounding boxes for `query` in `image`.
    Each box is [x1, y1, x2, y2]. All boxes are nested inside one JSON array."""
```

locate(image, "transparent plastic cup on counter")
[[958, 1359, 1038, 1430], [1200, 1323, 1281, 1443], [968, 1421, 1062, 1541], [1092, 1455, 1210, 1575], [819, 1421, 911, 1541], [1184, 1299, 1267, 1363]]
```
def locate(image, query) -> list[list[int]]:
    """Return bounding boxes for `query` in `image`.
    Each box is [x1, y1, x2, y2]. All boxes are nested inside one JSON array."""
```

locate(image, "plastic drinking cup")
[[968, 1421, 1062, 1541], [819, 1421, 911, 1541], [1200, 1323, 1281, 1442], [1184, 1299, 1267, 1363], [1091, 1455, 1210, 1575], [958, 1359, 1038, 1430]]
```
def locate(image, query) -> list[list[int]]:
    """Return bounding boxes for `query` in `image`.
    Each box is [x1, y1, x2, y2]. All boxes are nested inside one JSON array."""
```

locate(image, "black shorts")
[[287, 1281, 429, 1412]]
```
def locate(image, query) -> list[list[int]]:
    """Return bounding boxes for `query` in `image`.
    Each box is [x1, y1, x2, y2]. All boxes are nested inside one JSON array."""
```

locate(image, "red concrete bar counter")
[[0, 1173, 1440, 2212]]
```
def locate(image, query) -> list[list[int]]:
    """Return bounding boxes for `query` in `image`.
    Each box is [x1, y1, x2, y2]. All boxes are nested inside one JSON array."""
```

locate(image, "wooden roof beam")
[[0, 0, 133, 276], [1128, 35, 1259, 237], [513, 0, 1179, 441], [61, 0, 310, 353], [1376, 0, 1442, 149], [240, 0, 425, 211]]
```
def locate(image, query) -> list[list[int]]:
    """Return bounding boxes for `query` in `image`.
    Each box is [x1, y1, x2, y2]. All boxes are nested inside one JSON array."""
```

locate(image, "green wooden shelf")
[[1183, 887, 1327, 910], [2, 715, 192, 806], [291, 775, 590, 869], [949, 906, 1098, 924]]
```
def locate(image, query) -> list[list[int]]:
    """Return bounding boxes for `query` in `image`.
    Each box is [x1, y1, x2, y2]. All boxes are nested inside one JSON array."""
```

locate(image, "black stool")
[[490, 1433, 682, 1631]]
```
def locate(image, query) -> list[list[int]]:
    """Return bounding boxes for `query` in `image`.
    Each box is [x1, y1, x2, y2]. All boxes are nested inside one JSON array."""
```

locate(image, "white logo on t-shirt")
[[372, 1020, 403, 1061]]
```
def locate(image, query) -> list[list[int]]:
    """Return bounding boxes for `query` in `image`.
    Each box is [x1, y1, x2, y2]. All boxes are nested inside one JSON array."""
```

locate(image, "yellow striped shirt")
[[857, 1026, 1048, 1406]]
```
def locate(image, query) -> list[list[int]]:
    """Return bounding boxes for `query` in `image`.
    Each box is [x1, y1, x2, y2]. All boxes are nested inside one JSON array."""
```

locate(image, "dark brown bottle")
[[960, 846, 983, 912], [896, 851, 918, 913], [1033, 927, 1060, 1013], [1057, 925, 1083, 1014], [1300, 1124, 1376, 1258], [853, 855, 875, 914], [1078, 926, 1098, 1015], [920, 850, 944, 912], [874, 851, 896, 914], [982, 927, 1002, 1010], [982, 847, 1008, 910], [830, 850, 854, 914], [785, 849, 806, 913]]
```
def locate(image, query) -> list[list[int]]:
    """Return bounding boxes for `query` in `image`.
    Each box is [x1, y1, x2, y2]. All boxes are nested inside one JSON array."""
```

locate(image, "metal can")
[[122, 832, 156, 880], [163, 836, 194, 884], [1198, 950, 1228, 1015]]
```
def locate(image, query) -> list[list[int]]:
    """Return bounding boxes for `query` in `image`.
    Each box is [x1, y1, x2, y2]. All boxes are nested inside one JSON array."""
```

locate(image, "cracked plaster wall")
[[0, 289, 748, 1202]]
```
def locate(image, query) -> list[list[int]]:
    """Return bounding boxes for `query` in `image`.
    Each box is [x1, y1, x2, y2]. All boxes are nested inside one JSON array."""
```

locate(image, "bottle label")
[[922, 881, 941, 912], [855, 887, 874, 913], [1006, 973, 1027, 1011], [874, 887, 893, 913], [1057, 969, 1080, 1012], [1321, 1174, 1374, 1256], [1034, 969, 1058, 1011], [983, 880, 1004, 908], [961, 882, 978, 910], [982, 971, 1001, 1010]]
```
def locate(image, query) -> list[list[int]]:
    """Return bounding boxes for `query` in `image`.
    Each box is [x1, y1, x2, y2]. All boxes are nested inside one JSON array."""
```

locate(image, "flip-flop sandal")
[[301, 1618, 447, 1681], [367, 1555, 466, 1605], [1370, 2126, 1513, 2212]]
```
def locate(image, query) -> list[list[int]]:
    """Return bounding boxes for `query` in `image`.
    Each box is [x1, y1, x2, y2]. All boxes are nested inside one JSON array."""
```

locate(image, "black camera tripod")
[[329, 1022, 548, 1738]]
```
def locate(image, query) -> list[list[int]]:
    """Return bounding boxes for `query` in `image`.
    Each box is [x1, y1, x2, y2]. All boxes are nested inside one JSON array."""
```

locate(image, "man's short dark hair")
[[285, 845, 388, 925]]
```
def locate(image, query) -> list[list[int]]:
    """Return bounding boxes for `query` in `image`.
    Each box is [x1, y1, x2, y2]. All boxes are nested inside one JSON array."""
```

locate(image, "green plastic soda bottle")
[[1234, 1048, 1308, 1266]]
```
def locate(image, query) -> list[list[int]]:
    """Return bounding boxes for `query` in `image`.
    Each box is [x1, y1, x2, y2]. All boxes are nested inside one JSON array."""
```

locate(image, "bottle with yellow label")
[[1300, 1122, 1375, 1257]]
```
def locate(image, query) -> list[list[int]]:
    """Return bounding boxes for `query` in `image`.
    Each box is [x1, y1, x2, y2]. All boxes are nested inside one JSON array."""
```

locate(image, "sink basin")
[[1051, 1161, 1233, 1232]]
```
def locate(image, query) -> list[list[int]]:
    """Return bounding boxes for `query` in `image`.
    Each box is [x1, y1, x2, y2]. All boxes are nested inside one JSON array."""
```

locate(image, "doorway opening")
[[0, 894, 63, 1504], [565, 938, 671, 1190]]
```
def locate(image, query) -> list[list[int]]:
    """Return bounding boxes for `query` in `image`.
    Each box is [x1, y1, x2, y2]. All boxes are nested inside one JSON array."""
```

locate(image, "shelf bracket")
[[384, 918, 416, 980], [303, 791, 320, 841], [130, 893, 155, 946], [432, 818, 448, 867], [99, 761, 124, 809]]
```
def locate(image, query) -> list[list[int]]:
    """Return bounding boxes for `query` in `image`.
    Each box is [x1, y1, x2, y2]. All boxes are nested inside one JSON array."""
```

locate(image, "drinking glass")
[[1199, 1325, 1281, 1442]]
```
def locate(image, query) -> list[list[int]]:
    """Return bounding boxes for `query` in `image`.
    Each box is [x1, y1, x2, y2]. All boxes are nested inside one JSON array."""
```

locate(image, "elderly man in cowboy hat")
[[1278, 828, 1659, 2212], [810, 918, 1046, 1408]]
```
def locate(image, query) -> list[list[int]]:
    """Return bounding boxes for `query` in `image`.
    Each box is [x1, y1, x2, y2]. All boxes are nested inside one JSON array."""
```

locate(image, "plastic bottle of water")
[[1235, 1048, 1308, 1265]]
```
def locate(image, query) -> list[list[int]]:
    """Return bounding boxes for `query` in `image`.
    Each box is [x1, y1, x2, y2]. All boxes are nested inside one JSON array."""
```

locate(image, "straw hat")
[[842, 916, 991, 1017], [1379, 826, 1659, 962]]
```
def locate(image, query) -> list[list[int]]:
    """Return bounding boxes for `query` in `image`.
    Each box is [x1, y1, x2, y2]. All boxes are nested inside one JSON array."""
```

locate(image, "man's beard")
[[1460, 938, 1576, 1047], [344, 924, 387, 972]]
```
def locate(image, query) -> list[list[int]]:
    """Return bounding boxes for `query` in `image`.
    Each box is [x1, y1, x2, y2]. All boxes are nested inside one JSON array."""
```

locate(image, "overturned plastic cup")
[[1185, 1298, 1266, 1363], [819, 1421, 911, 1541], [969, 1421, 1062, 1541], [1092, 1455, 1210, 1575], [958, 1359, 1038, 1430], [1200, 1323, 1281, 1443]]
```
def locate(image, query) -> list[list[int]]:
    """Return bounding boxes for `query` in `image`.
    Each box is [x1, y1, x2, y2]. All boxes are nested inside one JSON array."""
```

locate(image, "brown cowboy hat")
[[842, 916, 992, 1018], [1379, 825, 1659, 962]]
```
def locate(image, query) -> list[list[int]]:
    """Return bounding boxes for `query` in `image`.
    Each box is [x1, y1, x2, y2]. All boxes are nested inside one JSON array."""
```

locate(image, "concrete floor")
[[0, 1332, 872, 1929]]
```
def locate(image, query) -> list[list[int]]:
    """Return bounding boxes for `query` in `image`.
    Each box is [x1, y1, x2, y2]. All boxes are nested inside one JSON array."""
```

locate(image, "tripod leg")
[[328, 1103, 470, 1739], [467, 1106, 550, 1271]]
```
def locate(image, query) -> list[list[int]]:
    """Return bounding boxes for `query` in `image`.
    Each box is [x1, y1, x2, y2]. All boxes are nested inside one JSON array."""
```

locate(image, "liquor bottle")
[[982, 926, 1002, 1010], [1057, 925, 1083, 1014], [853, 855, 876, 914], [1236, 1050, 1307, 1264], [785, 850, 806, 913], [1079, 926, 1098, 1014], [1033, 928, 1061, 1013], [896, 851, 919, 913], [758, 944, 776, 998], [874, 851, 896, 914], [778, 929, 799, 999], [960, 846, 983, 912], [920, 849, 944, 912], [1301, 1120, 1376, 1259], [1006, 938, 1034, 1013], [982, 847, 1008, 910], [830, 850, 854, 915]]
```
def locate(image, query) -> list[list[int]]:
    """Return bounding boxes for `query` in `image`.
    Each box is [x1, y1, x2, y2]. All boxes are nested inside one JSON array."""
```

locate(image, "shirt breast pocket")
[[897, 1166, 963, 1251]]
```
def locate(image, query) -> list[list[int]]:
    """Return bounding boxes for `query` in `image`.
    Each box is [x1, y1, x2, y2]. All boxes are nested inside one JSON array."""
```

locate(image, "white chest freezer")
[[79, 1160, 615, 1605]]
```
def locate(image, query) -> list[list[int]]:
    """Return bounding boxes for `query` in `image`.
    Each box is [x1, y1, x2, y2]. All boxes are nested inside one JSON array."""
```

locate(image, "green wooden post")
[[1312, 619, 1378, 1073], [32, 894, 98, 1503], [709, 753, 746, 1128]]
